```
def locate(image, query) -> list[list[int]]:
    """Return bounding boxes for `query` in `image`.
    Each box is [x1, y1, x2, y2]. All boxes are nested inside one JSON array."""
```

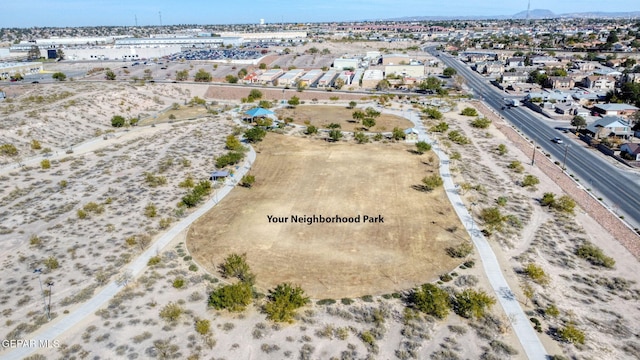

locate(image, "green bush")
[[558, 323, 585, 345], [421, 173, 443, 191], [439, 273, 453, 282], [208, 282, 253, 312], [43, 256, 59, 270], [173, 278, 185, 289], [159, 302, 184, 322], [470, 117, 491, 128], [40, 159, 51, 169], [341, 298, 354, 305], [447, 130, 470, 145], [305, 125, 318, 135], [453, 289, 496, 319], [244, 127, 267, 143], [195, 319, 211, 335], [507, 160, 524, 173], [415, 141, 432, 154], [478, 207, 504, 232], [496, 144, 508, 155], [316, 299, 336, 305], [445, 242, 474, 258], [576, 242, 615, 268], [263, 283, 309, 322], [240, 174, 256, 188], [147, 256, 161, 266], [0, 144, 19, 156], [521, 174, 540, 188], [430, 121, 449, 133], [215, 151, 245, 168], [461, 107, 478, 116], [523, 263, 549, 285], [423, 107, 443, 120], [181, 180, 212, 208]]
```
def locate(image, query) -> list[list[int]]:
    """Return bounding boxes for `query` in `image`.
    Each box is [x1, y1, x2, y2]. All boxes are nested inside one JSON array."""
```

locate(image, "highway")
[[426, 46, 640, 230]]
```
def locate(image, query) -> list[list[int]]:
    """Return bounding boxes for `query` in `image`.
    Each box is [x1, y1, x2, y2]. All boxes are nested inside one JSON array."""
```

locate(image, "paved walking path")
[[392, 107, 548, 360], [3, 122, 256, 360]]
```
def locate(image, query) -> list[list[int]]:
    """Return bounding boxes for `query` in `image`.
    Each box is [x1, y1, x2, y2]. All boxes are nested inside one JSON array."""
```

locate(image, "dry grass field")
[[276, 105, 413, 132], [187, 133, 468, 298]]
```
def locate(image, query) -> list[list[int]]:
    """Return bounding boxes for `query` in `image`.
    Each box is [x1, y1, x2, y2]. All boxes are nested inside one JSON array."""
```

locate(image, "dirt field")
[[275, 104, 414, 132], [187, 133, 468, 298]]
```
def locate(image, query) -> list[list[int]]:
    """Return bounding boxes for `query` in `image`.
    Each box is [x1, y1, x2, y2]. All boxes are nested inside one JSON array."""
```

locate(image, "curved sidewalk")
[[3, 146, 256, 360], [400, 108, 548, 360]]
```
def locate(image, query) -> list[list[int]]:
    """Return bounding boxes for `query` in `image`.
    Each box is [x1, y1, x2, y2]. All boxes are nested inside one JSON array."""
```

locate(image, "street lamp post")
[[46, 281, 54, 321], [33, 268, 47, 318], [562, 144, 571, 171], [531, 141, 536, 166]]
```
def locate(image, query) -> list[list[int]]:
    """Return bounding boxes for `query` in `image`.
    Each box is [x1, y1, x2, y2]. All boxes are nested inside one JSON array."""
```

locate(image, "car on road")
[[553, 137, 563, 144], [31, 81, 39, 84]]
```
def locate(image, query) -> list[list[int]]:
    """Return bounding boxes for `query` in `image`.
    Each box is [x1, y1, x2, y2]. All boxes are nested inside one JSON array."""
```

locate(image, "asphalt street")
[[428, 47, 640, 229]]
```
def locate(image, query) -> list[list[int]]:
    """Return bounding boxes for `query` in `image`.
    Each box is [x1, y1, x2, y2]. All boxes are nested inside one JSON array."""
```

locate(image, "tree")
[[305, 125, 318, 135], [56, 49, 65, 60], [225, 74, 238, 83], [334, 78, 345, 90], [244, 127, 266, 143], [52, 72, 66, 81], [362, 117, 376, 130], [352, 110, 365, 123], [220, 253, 254, 282], [409, 283, 451, 319], [105, 70, 116, 80], [263, 283, 310, 323], [27, 45, 41, 60], [259, 63, 267, 70], [249, 89, 263, 100], [348, 101, 357, 109], [423, 107, 443, 120], [328, 129, 343, 142], [571, 115, 586, 131], [443, 66, 457, 77], [225, 135, 244, 151], [159, 302, 184, 322], [176, 70, 189, 81], [376, 79, 390, 91], [453, 289, 496, 319], [392, 127, 405, 140], [194, 69, 212, 82], [208, 282, 253, 312], [415, 141, 432, 154], [287, 95, 300, 108], [430, 121, 449, 132], [111, 115, 126, 127], [479, 207, 504, 232], [240, 174, 255, 188]]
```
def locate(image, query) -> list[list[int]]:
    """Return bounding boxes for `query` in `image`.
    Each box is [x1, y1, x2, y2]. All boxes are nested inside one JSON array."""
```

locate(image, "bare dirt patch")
[[276, 105, 413, 132], [187, 133, 467, 298]]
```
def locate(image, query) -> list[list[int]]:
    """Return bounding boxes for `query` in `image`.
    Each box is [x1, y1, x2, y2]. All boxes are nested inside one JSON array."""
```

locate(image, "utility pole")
[[562, 144, 570, 171], [33, 269, 47, 318]]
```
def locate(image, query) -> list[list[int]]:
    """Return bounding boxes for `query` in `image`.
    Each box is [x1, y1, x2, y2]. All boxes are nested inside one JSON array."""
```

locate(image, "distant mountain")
[[512, 9, 555, 19], [385, 10, 640, 21]]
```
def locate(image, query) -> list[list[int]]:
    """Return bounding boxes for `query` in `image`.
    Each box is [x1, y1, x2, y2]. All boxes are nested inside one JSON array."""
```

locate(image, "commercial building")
[[361, 69, 384, 88], [0, 62, 43, 80], [333, 58, 360, 70], [317, 70, 338, 88], [257, 69, 284, 84], [384, 64, 424, 78], [115, 37, 243, 47], [217, 31, 307, 42], [276, 69, 305, 87], [298, 69, 323, 87], [64, 46, 182, 61]]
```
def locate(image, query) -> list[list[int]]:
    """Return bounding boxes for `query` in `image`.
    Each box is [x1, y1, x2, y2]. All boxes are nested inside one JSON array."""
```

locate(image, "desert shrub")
[[181, 180, 212, 207], [0, 143, 18, 156], [478, 207, 504, 232], [489, 340, 518, 355], [263, 283, 310, 323], [558, 323, 585, 345], [495, 196, 508, 206], [470, 117, 491, 128], [77, 209, 87, 219], [440, 273, 453, 282], [447, 130, 470, 145], [408, 283, 451, 319], [208, 282, 253, 312], [523, 263, 549, 285], [144, 203, 157, 218], [158, 218, 172, 229], [147, 256, 161, 266], [30, 139, 42, 150], [188, 264, 198, 272], [576, 242, 615, 268], [496, 144, 508, 155], [159, 302, 183, 322], [172, 278, 185, 289], [316, 299, 336, 305], [341, 298, 354, 305], [143, 172, 167, 187], [507, 160, 524, 173], [452, 289, 496, 319], [423, 107, 443, 120], [446, 242, 473, 258], [194, 319, 210, 335], [244, 127, 267, 143], [521, 174, 540, 188], [463, 260, 475, 268], [430, 121, 449, 133], [43, 256, 59, 270], [241, 174, 255, 188], [361, 294, 374, 302], [40, 159, 51, 169], [305, 125, 318, 135], [461, 107, 478, 116], [421, 174, 443, 191], [215, 151, 244, 168], [540, 193, 576, 214], [415, 141, 432, 154], [545, 304, 560, 318]]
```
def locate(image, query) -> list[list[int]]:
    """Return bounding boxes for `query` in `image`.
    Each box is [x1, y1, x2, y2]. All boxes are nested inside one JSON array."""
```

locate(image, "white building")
[[361, 69, 384, 88], [277, 69, 305, 87], [333, 58, 360, 70], [0, 62, 43, 80], [317, 70, 338, 88], [64, 46, 182, 61]]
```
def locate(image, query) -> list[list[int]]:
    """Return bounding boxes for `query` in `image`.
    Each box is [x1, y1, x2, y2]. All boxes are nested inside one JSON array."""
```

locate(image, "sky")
[[1, 0, 638, 28]]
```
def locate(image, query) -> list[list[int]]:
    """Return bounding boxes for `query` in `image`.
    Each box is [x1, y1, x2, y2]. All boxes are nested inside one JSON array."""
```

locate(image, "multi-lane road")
[[427, 46, 640, 230]]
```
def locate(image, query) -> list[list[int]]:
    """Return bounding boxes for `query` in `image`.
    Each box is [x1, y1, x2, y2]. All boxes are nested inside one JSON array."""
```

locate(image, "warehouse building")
[[64, 46, 182, 61], [361, 69, 384, 88], [257, 69, 284, 85], [277, 69, 305, 87], [298, 69, 323, 87], [333, 58, 360, 70], [384, 64, 425, 78], [317, 70, 338, 88]]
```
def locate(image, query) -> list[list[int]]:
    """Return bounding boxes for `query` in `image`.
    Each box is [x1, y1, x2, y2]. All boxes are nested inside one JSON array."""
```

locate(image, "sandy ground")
[[188, 133, 467, 299]]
